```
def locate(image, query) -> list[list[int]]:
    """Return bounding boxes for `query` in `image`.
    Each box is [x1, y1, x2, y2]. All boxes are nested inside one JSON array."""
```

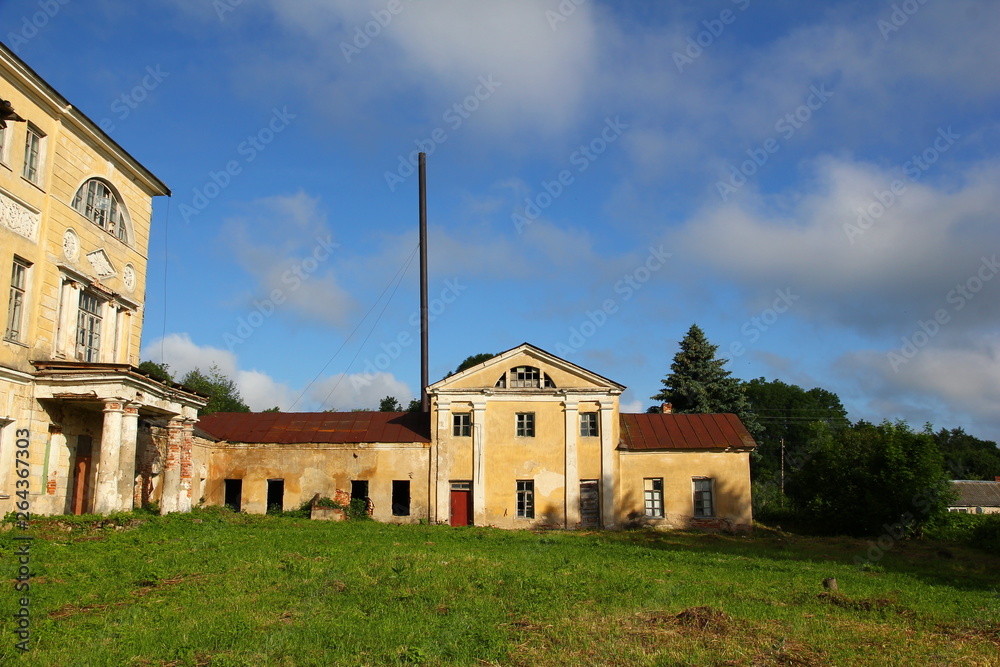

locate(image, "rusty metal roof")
[[197, 411, 430, 444], [619, 413, 757, 450], [950, 480, 1000, 508]]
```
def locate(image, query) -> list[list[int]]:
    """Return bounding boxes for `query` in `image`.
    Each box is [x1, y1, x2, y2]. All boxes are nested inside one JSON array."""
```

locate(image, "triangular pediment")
[[429, 343, 625, 393], [86, 249, 117, 279]]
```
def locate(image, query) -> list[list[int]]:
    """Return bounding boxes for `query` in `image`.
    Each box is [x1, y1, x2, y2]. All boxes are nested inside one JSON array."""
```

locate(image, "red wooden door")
[[450, 490, 472, 526], [72, 436, 93, 515]]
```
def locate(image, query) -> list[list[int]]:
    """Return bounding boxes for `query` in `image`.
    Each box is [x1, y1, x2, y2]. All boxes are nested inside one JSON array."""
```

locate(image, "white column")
[[159, 418, 183, 514], [117, 404, 140, 511], [599, 401, 616, 529], [177, 419, 195, 512], [94, 400, 124, 513], [433, 399, 450, 524], [471, 399, 487, 526], [563, 398, 580, 528], [55, 279, 80, 358]]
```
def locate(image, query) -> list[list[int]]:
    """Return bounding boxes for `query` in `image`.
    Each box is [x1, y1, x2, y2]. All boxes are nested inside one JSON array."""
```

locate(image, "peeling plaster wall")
[[203, 441, 430, 523], [617, 450, 753, 530]]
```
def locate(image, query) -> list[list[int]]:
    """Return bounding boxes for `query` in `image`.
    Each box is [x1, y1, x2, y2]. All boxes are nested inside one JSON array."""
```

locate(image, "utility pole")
[[780, 437, 785, 495], [419, 152, 429, 413]]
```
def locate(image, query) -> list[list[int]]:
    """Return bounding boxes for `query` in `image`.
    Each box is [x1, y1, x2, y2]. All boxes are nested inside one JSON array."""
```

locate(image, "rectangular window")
[[510, 366, 539, 388], [693, 478, 714, 518], [516, 480, 534, 519], [515, 412, 535, 437], [76, 291, 103, 362], [644, 478, 664, 518], [452, 412, 471, 437], [5, 258, 29, 342], [0, 125, 7, 163], [22, 125, 42, 183], [392, 480, 410, 516], [580, 412, 599, 437]]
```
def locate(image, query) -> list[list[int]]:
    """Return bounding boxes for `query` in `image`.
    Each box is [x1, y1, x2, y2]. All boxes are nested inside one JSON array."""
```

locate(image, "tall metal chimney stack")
[[419, 153, 429, 412]]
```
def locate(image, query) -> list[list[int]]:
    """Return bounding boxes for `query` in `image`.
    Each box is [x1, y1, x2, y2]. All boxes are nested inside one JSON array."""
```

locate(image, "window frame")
[[0, 124, 8, 164], [22, 124, 43, 184], [580, 412, 599, 437], [515, 412, 535, 437], [516, 480, 534, 519], [693, 477, 715, 518], [452, 412, 471, 437], [644, 477, 664, 518], [72, 178, 130, 244], [5, 257, 29, 343], [75, 290, 103, 362]]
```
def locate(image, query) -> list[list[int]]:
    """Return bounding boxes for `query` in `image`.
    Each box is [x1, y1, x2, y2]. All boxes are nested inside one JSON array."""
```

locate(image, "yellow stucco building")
[[0, 42, 204, 518], [199, 344, 757, 530]]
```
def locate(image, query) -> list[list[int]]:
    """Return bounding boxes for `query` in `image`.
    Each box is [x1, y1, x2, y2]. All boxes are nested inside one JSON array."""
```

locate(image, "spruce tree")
[[652, 324, 761, 434]]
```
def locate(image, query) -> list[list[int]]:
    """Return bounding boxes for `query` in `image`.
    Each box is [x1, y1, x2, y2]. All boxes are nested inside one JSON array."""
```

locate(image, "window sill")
[[2, 337, 29, 348], [20, 175, 46, 193]]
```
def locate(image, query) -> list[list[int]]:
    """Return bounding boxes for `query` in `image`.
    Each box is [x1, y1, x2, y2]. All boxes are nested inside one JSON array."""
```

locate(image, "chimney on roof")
[[661, 402, 672, 414]]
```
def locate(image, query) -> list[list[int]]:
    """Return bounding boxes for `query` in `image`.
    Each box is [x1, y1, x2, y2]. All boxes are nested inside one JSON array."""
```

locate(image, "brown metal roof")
[[197, 411, 430, 444], [619, 413, 756, 450], [950, 480, 1000, 508]]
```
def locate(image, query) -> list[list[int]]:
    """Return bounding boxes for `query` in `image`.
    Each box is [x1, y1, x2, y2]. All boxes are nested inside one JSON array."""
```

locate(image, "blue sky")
[[5, 1, 999, 442]]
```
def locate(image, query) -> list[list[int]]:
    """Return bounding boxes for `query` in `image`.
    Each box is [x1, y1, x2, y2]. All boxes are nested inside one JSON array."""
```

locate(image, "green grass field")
[[2, 508, 998, 666]]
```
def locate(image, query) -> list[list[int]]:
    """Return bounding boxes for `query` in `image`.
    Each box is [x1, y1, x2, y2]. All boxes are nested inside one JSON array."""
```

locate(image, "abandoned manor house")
[[0, 42, 757, 530]]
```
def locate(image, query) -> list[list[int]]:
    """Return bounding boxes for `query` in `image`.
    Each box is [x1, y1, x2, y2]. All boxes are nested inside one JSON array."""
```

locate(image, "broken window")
[[72, 178, 130, 243], [452, 412, 471, 437], [76, 290, 103, 362], [22, 124, 43, 184], [515, 412, 535, 437], [5, 257, 29, 343], [580, 412, 599, 437], [516, 480, 534, 519], [644, 478, 664, 518], [693, 477, 714, 517], [392, 480, 410, 516]]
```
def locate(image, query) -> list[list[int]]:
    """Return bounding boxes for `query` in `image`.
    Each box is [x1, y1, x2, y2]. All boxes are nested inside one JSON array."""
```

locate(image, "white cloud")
[[142, 333, 413, 412]]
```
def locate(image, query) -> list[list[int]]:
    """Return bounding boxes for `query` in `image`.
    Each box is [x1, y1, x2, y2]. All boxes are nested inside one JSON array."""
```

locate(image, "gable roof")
[[950, 480, 1000, 508], [428, 342, 625, 391], [619, 413, 756, 451], [197, 411, 430, 445]]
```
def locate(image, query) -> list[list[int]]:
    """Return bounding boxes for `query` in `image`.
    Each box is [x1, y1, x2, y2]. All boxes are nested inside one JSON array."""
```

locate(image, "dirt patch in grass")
[[816, 591, 910, 615], [48, 573, 205, 619], [935, 622, 1000, 649]]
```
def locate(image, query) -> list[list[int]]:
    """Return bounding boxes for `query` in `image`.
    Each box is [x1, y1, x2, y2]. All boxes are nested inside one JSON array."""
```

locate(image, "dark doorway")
[[71, 435, 93, 515], [266, 479, 284, 514], [580, 480, 600, 528], [391, 480, 410, 516], [450, 481, 472, 526], [351, 480, 369, 502], [224, 479, 242, 512]]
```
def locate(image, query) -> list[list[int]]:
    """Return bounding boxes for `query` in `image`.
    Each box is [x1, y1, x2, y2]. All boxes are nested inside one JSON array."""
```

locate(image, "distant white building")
[[948, 479, 1000, 515]]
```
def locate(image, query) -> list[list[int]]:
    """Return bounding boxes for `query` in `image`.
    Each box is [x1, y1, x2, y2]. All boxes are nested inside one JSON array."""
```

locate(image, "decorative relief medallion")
[[63, 229, 80, 261], [86, 249, 117, 279], [0, 190, 40, 242], [122, 264, 136, 293]]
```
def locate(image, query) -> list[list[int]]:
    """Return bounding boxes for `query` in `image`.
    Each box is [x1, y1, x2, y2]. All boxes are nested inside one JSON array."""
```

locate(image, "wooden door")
[[450, 482, 472, 526], [71, 436, 93, 515], [580, 480, 600, 528]]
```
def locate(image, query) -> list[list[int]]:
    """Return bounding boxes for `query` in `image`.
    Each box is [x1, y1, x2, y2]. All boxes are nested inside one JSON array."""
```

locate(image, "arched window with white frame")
[[71, 178, 131, 244]]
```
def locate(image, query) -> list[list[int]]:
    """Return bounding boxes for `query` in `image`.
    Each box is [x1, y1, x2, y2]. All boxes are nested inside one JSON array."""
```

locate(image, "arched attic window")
[[72, 178, 130, 244], [499, 365, 556, 389]]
